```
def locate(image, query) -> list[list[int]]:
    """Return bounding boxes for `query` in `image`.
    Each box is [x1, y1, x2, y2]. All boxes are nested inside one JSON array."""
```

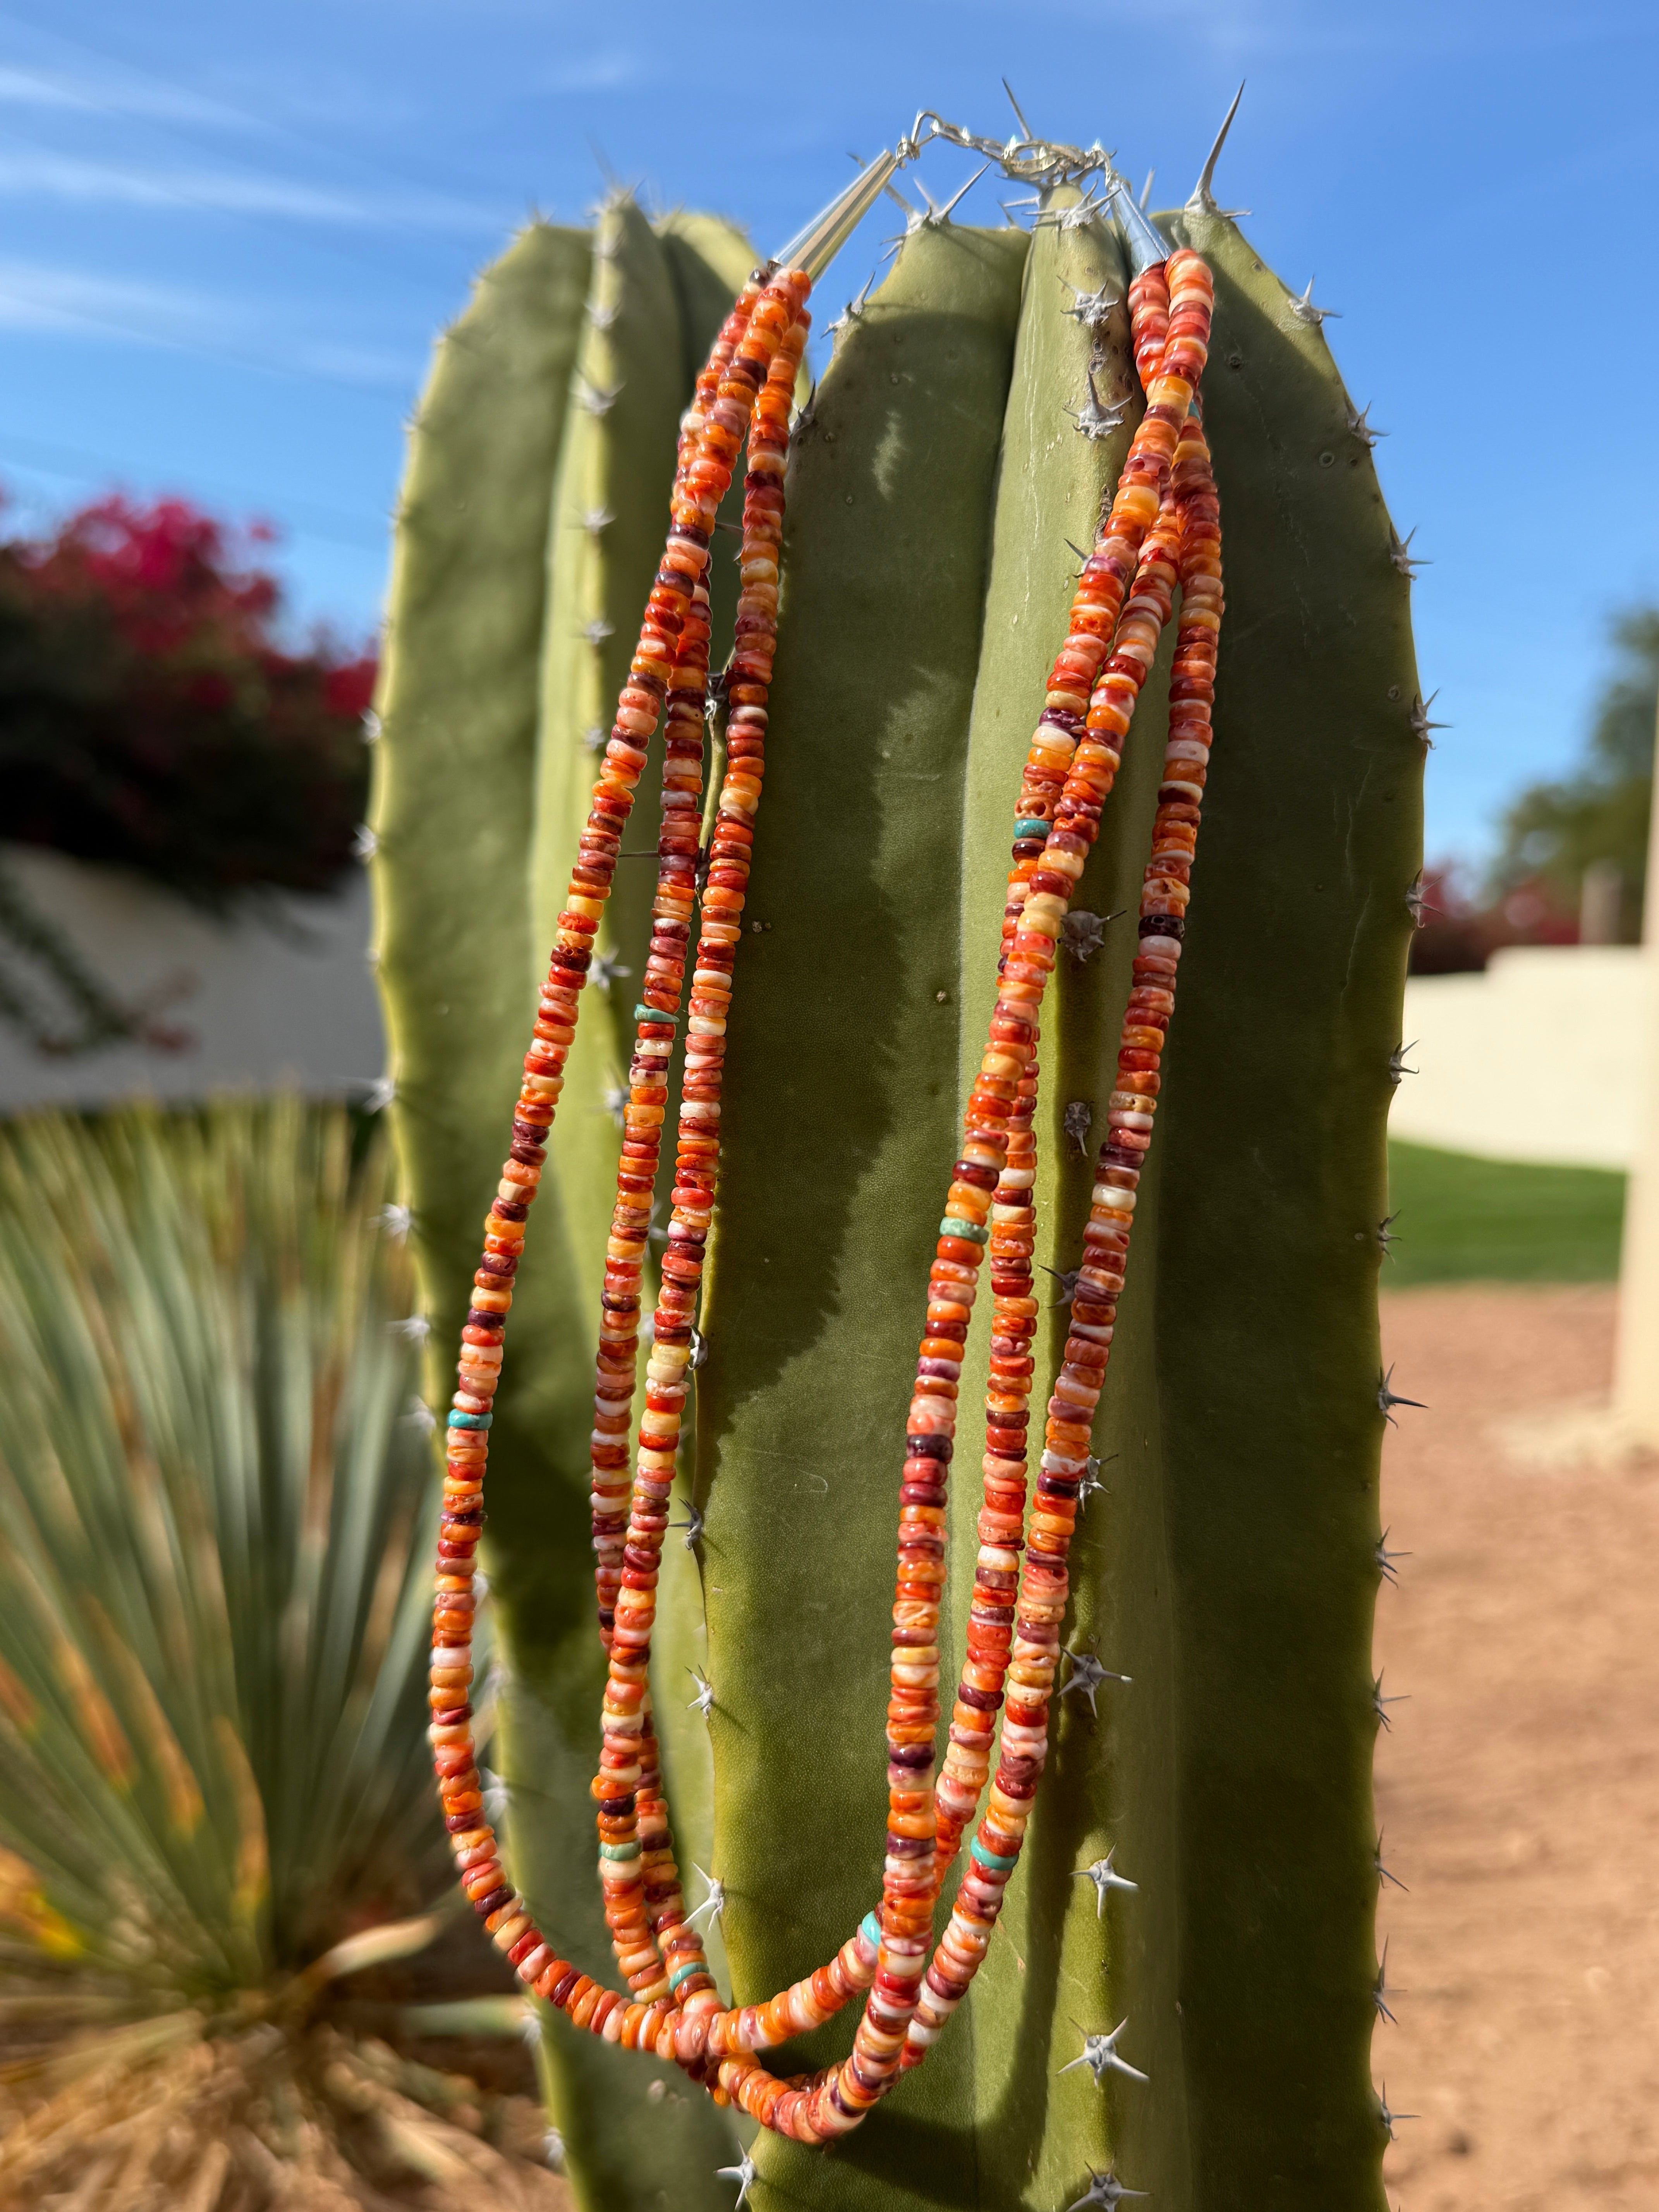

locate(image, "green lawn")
[[1384, 1140, 1627, 1286]]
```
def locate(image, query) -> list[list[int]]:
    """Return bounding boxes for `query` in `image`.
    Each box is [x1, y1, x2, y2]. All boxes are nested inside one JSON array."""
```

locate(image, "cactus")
[[373, 173, 1421, 2212]]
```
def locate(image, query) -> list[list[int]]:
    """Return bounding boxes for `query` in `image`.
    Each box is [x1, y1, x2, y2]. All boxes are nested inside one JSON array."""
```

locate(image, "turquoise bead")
[[598, 1838, 642, 1862], [447, 1409, 492, 1430], [668, 1958, 706, 1993], [860, 1910, 883, 1951], [1013, 816, 1049, 839], [969, 1836, 1018, 1873], [939, 1215, 989, 1245], [634, 1003, 679, 1025]]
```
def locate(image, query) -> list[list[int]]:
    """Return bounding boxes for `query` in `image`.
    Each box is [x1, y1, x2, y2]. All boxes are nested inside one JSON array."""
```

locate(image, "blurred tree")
[[0, 491, 375, 910], [1491, 605, 1658, 941]]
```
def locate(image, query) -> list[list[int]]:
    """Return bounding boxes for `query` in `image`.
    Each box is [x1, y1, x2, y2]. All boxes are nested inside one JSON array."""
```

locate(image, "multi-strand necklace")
[[425, 154, 1223, 2148]]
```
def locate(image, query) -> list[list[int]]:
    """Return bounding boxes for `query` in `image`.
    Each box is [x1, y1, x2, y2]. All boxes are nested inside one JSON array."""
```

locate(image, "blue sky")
[[0, 0, 1654, 868]]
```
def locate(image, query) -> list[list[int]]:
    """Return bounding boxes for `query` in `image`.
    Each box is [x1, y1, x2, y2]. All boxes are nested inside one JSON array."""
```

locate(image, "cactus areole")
[[381, 97, 1420, 2212], [426, 141, 1219, 2141]]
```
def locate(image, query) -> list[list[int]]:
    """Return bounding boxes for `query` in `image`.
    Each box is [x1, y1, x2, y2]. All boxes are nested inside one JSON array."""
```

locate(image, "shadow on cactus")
[[373, 104, 1424, 2212], [0, 1101, 563, 2208]]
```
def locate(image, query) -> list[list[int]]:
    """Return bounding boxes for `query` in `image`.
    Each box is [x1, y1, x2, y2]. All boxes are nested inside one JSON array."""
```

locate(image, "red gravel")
[[1376, 1285, 1659, 2210]]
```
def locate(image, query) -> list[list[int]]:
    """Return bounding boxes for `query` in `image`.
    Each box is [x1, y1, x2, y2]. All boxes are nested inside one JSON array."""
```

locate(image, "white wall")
[[1394, 945, 1650, 1171], [0, 844, 383, 1110]]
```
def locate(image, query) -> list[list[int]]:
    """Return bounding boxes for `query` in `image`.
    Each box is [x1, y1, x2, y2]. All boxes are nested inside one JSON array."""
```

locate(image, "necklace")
[[427, 156, 1221, 2146]]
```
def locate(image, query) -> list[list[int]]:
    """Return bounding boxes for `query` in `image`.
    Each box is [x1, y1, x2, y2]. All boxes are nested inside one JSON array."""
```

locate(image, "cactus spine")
[[374, 178, 1420, 2212]]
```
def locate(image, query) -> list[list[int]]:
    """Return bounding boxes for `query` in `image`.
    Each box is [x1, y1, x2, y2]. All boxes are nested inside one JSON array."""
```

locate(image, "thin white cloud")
[[0, 60, 234, 124], [0, 259, 206, 337], [0, 148, 495, 230], [0, 53, 429, 146], [0, 258, 411, 387], [0, 63, 97, 110]]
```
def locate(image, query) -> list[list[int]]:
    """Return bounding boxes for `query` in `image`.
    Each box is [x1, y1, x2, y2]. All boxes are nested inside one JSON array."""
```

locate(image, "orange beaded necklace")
[[427, 144, 1222, 2152]]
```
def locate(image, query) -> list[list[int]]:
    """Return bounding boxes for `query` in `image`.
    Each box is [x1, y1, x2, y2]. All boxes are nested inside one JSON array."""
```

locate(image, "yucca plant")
[[0, 1099, 562, 2208]]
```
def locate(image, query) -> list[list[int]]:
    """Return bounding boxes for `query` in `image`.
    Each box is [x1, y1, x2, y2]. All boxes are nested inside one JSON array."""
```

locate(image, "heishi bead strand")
[[425, 264, 808, 2043], [586, 301, 780, 2001], [621, 256, 1219, 2141], [714, 251, 1222, 2136], [903, 250, 1217, 2061], [434, 270, 892, 2090], [1071, 414, 1223, 1472], [588, 281, 787, 2008], [591, 305, 812, 2013], [594, 253, 1219, 2141], [589, 568, 714, 1998], [919, 255, 1202, 1910], [678, 271, 765, 477], [428, 231, 1224, 2148], [1002, 256, 1185, 884], [920, 503, 1183, 1925], [884, 246, 1212, 1920], [587, 560, 712, 1638], [1126, 261, 1171, 392], [944, 422, 1223, 1975], [552, 269, 814, 2026], [899, 502, 1187, 2060], [925, 1032, 1040, 1883], [590, 272, 768, 1656]]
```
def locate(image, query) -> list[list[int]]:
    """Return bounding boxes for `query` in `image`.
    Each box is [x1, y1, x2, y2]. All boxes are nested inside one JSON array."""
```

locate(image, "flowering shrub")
[[1409, 864, 1578, 974], [0, 492, 375, 908]]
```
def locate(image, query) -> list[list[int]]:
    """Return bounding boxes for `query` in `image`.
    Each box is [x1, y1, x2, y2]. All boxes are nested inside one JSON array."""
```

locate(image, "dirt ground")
[[1376, 1285, 1659, 2210]]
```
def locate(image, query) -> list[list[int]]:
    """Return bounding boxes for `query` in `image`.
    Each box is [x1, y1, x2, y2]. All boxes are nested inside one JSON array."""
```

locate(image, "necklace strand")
[[425, 235, 1221, 2147], [429, 260, 806, 2025], [907, 266, 1223, 2071], [593, 303, 810, 2008]]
